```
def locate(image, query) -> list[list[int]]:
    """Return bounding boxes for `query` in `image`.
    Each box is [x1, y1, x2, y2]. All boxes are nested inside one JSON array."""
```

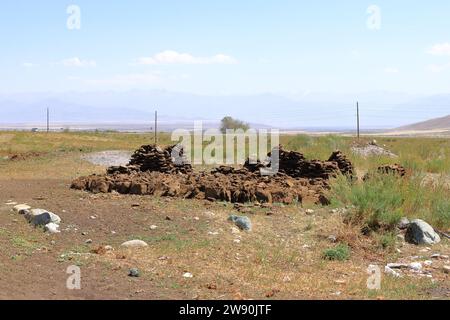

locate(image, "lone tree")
[[220, 116, 250, 133]]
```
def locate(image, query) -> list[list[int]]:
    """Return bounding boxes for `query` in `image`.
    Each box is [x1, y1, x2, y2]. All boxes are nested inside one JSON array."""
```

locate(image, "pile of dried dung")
[[71, 170, 329, 205], [71, 144, 355, 205], [245, 146, 354, 180], [108, 144, 192, 175]]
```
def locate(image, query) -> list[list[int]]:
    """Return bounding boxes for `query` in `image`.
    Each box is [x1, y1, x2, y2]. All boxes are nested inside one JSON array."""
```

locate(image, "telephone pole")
[[356, 102, 360, 140], [154, 110, 158, 144], [47, 107, 50, 133]]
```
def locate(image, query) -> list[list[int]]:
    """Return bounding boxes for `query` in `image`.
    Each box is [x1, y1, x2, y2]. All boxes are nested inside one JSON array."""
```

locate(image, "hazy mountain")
[[396, 114, 450, 131], [1, 90, 449, 130]]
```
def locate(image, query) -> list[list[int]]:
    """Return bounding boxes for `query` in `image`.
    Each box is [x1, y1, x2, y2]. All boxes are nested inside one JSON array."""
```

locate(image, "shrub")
[[220, 117, 250, 134], [322, 244, 350, 261], [329, 173, 404, 231]]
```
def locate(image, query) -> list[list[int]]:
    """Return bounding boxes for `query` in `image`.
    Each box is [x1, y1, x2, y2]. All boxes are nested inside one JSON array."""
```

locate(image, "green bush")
[[322, 244, 350, 261], [329, 174, 404, 231]]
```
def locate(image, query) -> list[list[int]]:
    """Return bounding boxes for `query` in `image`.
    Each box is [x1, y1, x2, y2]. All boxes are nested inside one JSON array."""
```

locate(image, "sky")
[[2, 0, 450, 96]]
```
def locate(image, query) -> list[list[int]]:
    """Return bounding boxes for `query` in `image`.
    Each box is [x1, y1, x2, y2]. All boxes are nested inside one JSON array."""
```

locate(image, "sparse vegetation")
[[322, 244, 351, 261], [0, 131, 448, 300]]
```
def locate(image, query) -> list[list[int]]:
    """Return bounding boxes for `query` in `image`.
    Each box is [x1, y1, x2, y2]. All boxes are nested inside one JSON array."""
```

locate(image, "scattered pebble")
[[327, 235, 337, 243], [305, 209, 315, 215], [121, 240, 148, 248], [128, 268, 140, 277], [150, 225, 158, 230], [85, 239, 93, 244], [183, 272, 193, 278]]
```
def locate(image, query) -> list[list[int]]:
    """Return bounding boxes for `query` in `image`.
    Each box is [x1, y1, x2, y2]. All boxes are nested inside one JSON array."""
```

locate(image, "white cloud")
[[427, 43, 450, 56], [60, 57, 97, 67], [384, 67, 399, 74], [137, 50, 237, 65]]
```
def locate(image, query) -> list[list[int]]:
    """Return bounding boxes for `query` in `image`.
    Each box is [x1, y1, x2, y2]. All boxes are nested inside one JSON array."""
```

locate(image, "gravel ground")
[[81, 150, 132, 167]]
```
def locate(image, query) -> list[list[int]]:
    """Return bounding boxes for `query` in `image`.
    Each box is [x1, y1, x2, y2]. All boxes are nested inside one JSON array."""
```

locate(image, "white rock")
[[104, 245, 114, 251], [121, 240, 148, 248], [183, 272, 193, 278], [13, 204, 31, 213], [443, 266, 450, 274], [385, 266, 402, 278], [150, 225, 158, 230], [6, 201, 18, 206], [208, 231, 219, 236], [85, 239, 93, 244], [233, 239, 241, 243], [193, 217, 200, 221], [409, 262, 423, 271], [44, 223, 60, 234], [405, 220, 440, 245], [305, 209, 315, 215]]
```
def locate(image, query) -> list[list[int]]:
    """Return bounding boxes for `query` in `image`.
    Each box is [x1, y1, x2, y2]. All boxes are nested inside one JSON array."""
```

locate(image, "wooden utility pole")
[[46, 107, 50, 133], [154, 110, 158, 144], [356, 102, 360, 140]]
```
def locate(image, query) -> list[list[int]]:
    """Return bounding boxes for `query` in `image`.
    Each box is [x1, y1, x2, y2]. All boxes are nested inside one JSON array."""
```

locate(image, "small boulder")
[[405, 219, 441, 245], [121, 239, 148, 248], [24, 209, 61, 226], [228, 215, 252, 231]]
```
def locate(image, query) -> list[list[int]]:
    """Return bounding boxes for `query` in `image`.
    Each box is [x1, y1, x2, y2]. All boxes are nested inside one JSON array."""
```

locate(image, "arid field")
[[0, 131, 448, 300]]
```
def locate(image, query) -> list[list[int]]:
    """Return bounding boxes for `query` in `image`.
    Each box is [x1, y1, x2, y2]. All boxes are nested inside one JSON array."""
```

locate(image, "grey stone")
[[24, 209, 61, 226], [128, 268, 140, 277], [228, 215, 252, 231], [405, 219, 441, 245]]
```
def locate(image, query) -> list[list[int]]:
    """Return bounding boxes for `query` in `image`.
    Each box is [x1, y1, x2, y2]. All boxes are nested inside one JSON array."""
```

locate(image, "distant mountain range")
[[0, 90, 449, 130], [396, 114, 450, 131]]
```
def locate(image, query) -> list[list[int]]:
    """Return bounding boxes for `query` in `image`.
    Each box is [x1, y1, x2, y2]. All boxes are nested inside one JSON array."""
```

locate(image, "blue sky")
[[1, 0, 450, 96]]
